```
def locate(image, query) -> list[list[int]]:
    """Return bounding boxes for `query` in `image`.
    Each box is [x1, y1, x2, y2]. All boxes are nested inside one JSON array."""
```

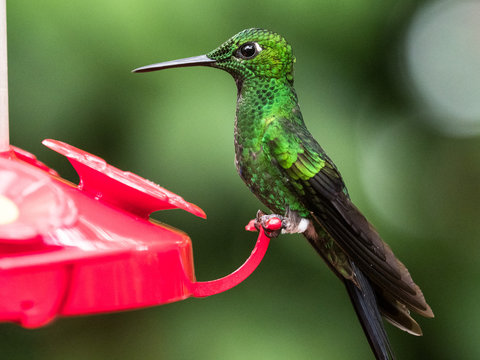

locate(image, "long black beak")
[[132, 55, 216, 73]]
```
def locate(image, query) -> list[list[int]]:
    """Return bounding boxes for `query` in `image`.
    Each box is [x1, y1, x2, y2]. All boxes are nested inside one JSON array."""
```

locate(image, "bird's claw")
[[254, 210, 285, 238]]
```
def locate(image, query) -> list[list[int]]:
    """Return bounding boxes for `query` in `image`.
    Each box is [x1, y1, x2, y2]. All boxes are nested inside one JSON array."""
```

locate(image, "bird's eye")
[[236, 42, 260, 59]]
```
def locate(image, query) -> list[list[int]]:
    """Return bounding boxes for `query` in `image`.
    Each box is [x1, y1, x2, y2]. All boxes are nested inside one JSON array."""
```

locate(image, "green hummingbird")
[[134, 28, 434, 360]]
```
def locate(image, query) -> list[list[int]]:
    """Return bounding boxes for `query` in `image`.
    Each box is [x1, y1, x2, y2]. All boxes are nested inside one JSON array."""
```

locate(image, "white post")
[[0, 0, 8, 152]]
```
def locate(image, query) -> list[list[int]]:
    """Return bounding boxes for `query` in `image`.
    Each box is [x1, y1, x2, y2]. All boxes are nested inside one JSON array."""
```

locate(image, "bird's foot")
[[249, 210, 285, 238], [245, 210, 311, 238]]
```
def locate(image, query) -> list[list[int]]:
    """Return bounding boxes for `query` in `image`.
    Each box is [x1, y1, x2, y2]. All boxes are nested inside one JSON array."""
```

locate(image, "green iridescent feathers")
[[208, 28, 295, 81], [263, 120, 326, 179]]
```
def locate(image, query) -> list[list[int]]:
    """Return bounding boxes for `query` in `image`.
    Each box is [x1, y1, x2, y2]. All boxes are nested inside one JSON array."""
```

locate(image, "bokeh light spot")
[[407, 1, 480, 136]]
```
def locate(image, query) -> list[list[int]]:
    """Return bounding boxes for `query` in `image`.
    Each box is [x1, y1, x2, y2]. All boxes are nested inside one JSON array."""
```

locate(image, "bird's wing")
[[262, 118, 433, 318]]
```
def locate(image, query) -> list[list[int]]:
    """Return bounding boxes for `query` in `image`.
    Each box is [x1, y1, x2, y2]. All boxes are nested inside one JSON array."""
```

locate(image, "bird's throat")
[[235, 77, 300, 141], [233, 76, 303, 213]]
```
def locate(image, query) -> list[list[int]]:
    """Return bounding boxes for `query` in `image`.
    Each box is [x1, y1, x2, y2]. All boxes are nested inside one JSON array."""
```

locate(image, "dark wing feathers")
[[263, 119, 433, 319], [308, 163, 343, 199]]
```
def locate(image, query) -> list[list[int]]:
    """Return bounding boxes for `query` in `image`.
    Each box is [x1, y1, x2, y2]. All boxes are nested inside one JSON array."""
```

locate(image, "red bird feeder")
[[0, 3, 274, 328], [0, 140, 273, 328]]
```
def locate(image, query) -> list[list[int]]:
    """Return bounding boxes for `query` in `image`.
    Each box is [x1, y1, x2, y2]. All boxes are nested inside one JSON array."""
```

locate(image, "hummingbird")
[[133, 28, 434, 360]]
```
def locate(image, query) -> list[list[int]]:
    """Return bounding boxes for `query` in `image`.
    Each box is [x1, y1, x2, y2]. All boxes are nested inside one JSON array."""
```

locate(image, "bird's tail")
[[345, 261, 395, 360]]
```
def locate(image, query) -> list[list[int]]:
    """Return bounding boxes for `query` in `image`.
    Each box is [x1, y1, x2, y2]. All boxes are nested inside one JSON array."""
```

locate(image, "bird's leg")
[[255, 209, 311, 238]]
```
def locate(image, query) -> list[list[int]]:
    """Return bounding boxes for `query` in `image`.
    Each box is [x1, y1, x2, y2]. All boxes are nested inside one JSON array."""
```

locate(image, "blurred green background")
[[3, 0, 480, 359]]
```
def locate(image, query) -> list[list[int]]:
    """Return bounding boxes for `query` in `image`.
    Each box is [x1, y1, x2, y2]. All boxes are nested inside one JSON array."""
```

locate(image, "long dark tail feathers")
[[345, 262, 395, 360]]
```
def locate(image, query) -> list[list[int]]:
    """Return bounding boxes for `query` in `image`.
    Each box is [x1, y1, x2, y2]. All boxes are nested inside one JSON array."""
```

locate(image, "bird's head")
[[133, 28, 295, 83]]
